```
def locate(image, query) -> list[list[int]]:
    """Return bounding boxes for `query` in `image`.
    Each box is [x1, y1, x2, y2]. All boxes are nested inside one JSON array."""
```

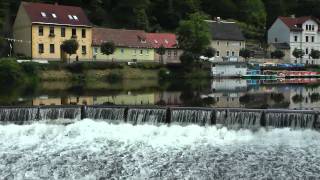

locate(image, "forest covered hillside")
[[1, 0, 320, 44]]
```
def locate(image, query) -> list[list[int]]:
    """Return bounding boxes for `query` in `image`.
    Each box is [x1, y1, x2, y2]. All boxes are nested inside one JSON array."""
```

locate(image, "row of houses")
[[12, 2, 246, 64]]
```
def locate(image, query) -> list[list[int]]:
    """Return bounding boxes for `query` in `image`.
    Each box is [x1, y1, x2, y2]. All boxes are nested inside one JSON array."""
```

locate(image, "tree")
[[156, 45, 166, 64], [61, 39, 79, 63], [177, 12, 211, 55], [180, 51, 195, 70], [101, 41, 115, 60], [240, 48, 252, 61], [310, 49, 320, 59], [238, 0, 267, 29], [292, 48, 304, 63], [203, 47, 216, 58], [271, 50, 285, 59]]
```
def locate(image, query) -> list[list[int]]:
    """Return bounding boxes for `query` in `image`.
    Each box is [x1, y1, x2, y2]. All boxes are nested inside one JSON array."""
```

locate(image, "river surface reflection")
[[2, 79, 320, 110]]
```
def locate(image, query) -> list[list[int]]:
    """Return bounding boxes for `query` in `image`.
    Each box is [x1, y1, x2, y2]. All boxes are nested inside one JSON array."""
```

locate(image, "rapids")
[[1, 119, 320, 179]]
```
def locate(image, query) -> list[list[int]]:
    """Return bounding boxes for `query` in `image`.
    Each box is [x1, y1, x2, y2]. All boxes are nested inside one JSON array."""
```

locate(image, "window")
[[140, 50, 143, 55], [121, 49, 124, 53], [38, 44, 44, 53], [50, 44, 55, 53], [312, 36, 315, 42], [134, 49, 137, 55], [294, 36, 298, 42], [232, 51, 235, 56], [82, 46, 87, 54], [82, 29, 86, 38], [227, 42, 229, 46], [312, 25, 315, 31], [174, 50, 178, 56], [306, 48, 309, 55], [217, 41, 219, 46], [227, 51, 230, 57], [146, 49, 149, 55], [168, 50, 171, 57], [240, 42, 242, 46], [52, 13, 57, 18], [41, 12, 46, 17], [94, 47, 98, 53], [274, 38, 278, 42], [306, 36, 309, 42], [61, 27, 65, 37], [38, 26, 43, 36], [306, 25, 308, 30], [49, 26, 54, 37], [217, 51, 220, 57], [72, 28, 77, 38]]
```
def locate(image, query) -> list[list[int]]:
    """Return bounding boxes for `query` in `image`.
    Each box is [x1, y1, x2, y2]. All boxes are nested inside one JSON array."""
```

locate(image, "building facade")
[[92, 28, 155, 62], [211, 62, 247, 77], [206, 19, 246, 62], [13, 2, 92, 61], [268, 16, 320, 64]]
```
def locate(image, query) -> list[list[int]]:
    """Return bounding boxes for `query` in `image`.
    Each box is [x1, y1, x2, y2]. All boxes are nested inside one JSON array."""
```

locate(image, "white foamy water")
[[1, 119, 320, 179]]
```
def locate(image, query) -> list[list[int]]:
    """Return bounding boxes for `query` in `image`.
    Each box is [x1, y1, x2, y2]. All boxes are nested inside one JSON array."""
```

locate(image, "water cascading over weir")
[[0, 105, 319, 129]]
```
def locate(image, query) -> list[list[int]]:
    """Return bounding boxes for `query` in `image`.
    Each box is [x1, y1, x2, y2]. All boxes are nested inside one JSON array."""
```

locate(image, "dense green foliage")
[[292, 48, 304, 59], [101, 41, 115, 56], [310, 49, 320, 59], [177, 12, 211, 55], [271, 50, 285, 59], [2, 0, 320, 35], [61, 39, 79, 61]]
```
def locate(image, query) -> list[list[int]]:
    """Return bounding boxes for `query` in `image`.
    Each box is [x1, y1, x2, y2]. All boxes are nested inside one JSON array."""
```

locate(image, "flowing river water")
[[1, 119, 320, 179]]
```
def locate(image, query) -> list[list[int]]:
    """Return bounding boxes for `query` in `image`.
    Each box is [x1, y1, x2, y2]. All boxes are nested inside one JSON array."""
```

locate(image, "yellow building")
[[13, 2, 92, 61], [92, 28, 155, 62]]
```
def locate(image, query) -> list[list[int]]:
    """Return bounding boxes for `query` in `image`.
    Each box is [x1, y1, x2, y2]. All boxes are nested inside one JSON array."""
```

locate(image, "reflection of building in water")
[[33, 96, 93, 106], [93, 93, 155, 105], [289, 85, 320, 110], [33, 96, 62, 106], [203, 79, 248, 108], [154, 91, 182, 106]]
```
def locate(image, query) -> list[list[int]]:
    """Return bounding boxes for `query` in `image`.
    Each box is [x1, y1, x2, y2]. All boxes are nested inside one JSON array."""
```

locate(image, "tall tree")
[[177, 12, 211, 55], [61, 39, 79, 63]]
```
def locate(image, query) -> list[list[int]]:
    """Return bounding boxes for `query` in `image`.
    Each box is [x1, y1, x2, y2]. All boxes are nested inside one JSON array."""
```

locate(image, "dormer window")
[[73, 15, 78, 20], [52, 13, 57, 18], [154, 40, 158, 43], [68, 15, 73, 20], [41, 12, 46, 17], [165, 40, 168, 44]]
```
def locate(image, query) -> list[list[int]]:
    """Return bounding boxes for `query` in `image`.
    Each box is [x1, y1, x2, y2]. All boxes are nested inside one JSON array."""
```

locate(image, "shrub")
[[106, 71, 123, 83], [132, 62, 163, 69], [0, 60, 24, 85], [20, 62, 39, 76], [292, 94, 304, 103], [66, 62, 86, 73], [159, 68, 171, 79]]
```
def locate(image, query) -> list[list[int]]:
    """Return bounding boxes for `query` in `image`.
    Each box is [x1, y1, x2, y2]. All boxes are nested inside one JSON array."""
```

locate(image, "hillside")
[[1, 0, 320, 56]]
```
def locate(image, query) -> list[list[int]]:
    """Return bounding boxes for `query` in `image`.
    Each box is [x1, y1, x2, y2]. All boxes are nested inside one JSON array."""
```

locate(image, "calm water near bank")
[[2, 78, 320, 110]]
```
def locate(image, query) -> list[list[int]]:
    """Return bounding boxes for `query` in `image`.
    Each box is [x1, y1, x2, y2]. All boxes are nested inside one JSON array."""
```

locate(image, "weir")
[[0, 105, 319, 129]]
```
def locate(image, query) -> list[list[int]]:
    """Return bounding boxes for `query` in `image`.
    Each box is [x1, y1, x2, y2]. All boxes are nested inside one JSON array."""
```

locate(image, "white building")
[[211, 62, 247, 77], [268, 16, 320, 64]]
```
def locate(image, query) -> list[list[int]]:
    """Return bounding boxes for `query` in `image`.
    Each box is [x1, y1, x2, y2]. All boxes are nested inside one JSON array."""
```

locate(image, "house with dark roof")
[[268, 16, 320, 64], [146, 33, 182, 64], [206, 19, 246, 62], [92, 27, 155, 62], [13, 2, 92, 61]]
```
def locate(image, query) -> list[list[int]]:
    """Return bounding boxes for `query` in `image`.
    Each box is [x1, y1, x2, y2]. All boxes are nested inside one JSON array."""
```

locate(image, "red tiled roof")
[[22, 2, 91, 27], [146, 33, 178, 49], [92, 28, 153, 48], [278, 16, 318, 31]]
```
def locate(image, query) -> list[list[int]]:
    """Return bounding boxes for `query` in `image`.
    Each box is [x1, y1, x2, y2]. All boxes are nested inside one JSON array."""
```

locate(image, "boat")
[[242, 70, 277, 80]]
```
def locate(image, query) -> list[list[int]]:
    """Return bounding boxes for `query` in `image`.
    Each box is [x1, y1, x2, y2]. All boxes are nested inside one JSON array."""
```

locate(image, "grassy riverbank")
[[0, 59, 212, 85]]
